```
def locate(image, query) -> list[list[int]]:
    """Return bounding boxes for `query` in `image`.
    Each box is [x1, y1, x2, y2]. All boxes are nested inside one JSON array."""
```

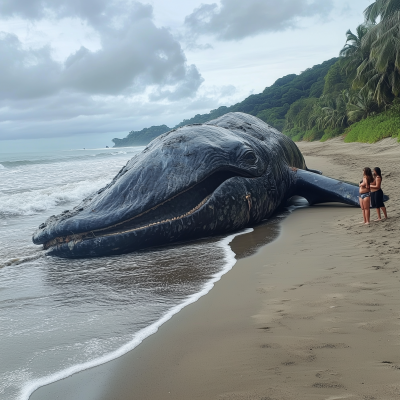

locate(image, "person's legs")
[[363, 197, 370, 224], [359, 197, 366, 223], [381, 206, 388, 219], [375, 208, 382, 221], [366, 208, 370, 224]]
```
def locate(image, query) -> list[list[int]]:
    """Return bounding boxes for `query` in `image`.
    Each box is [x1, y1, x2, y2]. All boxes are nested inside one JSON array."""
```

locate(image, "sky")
[[0, 0, 372, 151]]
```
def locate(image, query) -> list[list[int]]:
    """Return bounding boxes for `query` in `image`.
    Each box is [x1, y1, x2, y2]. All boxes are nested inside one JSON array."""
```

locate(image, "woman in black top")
[[370, 167, 388, 221]]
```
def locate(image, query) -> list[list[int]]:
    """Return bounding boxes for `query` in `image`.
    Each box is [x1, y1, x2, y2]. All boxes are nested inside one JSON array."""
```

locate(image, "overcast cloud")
[[0, 0, 370, 146], [0, 2, 202, 101], [184, 0, 334, 41], [0, 0, 146, 28]]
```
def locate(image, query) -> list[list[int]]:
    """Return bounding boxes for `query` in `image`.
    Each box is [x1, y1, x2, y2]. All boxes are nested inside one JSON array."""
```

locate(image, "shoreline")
[[30, 139, 400, 400], [22, 227, 254, 400]]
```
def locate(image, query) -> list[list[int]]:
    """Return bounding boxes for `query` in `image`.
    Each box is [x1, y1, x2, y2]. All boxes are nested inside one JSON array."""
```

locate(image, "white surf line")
[[0, 253, 44, 269], [20, 227, 254, 400]]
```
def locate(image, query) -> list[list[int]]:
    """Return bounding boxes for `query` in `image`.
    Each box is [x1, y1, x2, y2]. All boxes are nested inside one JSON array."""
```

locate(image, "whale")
[[33, 112, 369, 258]]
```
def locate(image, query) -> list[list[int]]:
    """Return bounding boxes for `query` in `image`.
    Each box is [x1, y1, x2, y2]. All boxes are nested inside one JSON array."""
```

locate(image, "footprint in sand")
[[312, 382, 345, 389], [312, 343, 350, 349], [260, 343, 281, 349]]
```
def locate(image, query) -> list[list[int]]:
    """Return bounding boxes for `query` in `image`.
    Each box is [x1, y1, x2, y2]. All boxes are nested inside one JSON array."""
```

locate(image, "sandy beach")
[[31, 138, 400, 400]]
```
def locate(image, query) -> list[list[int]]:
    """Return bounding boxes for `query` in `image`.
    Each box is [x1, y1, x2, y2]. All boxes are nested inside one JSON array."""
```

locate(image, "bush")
[[291, 132, 304, 142], [344, 103, 400, 143], [320, 127, 344, 142], [284, 127, 309, 141], [303, 127, 324, 141]]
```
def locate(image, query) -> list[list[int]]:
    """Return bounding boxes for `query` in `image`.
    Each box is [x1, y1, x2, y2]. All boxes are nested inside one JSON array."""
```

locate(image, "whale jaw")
[[42, 169, 254, 257]]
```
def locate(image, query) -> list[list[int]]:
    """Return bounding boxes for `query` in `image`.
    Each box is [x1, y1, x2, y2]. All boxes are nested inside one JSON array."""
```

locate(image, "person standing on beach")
[[359, 167, 373, 225], [370, 167, 388, 221]]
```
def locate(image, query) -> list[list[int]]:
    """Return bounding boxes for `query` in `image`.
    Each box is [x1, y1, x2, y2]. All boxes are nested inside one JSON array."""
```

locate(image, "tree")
[[323, 61, 349, 94], [355, 1, 400, 103], [364, 0, 400, 22], [347, 90, 380, 122], [339, 24, 372, 78], [309, 91, 349, 131]]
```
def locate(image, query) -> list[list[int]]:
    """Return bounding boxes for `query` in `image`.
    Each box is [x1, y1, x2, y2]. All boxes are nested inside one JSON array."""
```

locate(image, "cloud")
[[62, 20, 202, 96], [149, 65, 204, 101], [0, 80, 241, 140], [0, 32, 61, 100], [184, 0, 334, 41], [0, 2, 203, 101], [0, 0, 149, 30]]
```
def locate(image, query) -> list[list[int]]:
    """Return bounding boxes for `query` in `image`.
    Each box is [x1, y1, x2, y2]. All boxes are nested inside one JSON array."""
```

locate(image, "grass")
[[286, 103, 400, 144], [344, 104, 400, 143], [320, 127, 344, 142]]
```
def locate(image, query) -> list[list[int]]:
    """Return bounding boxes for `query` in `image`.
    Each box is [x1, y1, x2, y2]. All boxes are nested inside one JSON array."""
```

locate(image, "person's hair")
[[374, 167, 382, 180], [363, 167, 373, 187]]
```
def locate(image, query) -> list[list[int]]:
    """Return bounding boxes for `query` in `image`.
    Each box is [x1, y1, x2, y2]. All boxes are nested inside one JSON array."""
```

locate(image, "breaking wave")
[[0, 151, 136, 169], [0, 179, 109, 217]]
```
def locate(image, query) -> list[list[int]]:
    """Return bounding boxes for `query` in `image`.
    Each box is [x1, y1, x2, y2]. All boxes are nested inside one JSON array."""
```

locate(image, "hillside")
[[113, 58, 337, 147], [112, 125, 171, 147], [114, 3, 400, 147]]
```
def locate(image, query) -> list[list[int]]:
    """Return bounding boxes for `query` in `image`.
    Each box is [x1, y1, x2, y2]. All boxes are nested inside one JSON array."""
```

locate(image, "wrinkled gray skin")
[[33, 113, 363, 258]]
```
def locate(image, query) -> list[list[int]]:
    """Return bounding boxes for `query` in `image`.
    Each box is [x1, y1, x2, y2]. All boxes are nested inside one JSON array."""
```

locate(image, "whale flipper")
[[306, 167, 322, 175], [292, 169, 361, 207]]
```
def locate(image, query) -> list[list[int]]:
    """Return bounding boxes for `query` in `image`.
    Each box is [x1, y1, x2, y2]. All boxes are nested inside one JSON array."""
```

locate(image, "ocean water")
[[0, 147, 272, 400]]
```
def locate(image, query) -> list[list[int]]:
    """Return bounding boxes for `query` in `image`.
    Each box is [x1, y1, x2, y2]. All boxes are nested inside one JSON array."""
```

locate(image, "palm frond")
[[364, 0, 400, 22]]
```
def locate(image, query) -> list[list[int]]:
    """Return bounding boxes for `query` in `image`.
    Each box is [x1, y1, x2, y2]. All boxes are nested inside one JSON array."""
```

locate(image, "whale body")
[[33, 112, 364, 258]]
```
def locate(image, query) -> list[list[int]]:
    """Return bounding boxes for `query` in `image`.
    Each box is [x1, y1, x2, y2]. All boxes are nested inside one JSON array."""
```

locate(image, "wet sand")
[[31, 138, 400, 400]]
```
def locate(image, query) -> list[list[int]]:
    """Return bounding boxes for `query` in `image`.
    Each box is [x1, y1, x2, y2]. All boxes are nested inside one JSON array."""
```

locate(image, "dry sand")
[[31, 137, 400, 400]]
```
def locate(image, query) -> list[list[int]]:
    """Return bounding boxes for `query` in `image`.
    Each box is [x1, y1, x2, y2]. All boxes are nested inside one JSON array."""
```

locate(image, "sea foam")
[[0, 179, 108, 217], [19, 228, 253, 400], [0, 253, 43, 269]]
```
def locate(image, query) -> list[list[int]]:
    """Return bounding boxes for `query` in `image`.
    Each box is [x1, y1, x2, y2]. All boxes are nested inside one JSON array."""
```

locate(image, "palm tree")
[[340, 25, 370, 58], [358, 0, 400, 102], [364, 0, 400, 22], [347, 90, 379, 122], [353, 55, 397, 104], [340, 24, 372, 77], [309, 92, 349, 131]]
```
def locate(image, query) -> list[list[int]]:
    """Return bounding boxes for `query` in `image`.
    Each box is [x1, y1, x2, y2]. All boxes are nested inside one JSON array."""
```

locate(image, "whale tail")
[[291, 169, 388, 207]]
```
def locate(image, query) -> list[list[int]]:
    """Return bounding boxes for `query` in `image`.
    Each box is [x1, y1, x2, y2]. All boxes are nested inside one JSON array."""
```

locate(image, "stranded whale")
[[33, 112, 365, 258]]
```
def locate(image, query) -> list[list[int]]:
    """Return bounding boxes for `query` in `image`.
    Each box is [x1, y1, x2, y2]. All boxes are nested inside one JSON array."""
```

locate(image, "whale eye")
[[241, 151, 257, 164]]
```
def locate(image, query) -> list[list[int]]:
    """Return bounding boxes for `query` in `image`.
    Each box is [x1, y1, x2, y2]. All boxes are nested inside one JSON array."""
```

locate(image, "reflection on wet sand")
[[43, 237, 226, 297], [230, 216, 283, 259]]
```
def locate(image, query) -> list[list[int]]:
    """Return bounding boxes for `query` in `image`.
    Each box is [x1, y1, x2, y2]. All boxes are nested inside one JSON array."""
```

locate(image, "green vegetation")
[[345, 101, 400, 143], [175, 58, 335, 132], [113, 125, 171, 147], [113, 59, 336, 146], [114, 0, 400, 147], [283, 0, 400, 143]]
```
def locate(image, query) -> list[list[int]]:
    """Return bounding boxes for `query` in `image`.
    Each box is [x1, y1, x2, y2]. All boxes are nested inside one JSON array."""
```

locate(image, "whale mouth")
[[43, 168, 252, 250]]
